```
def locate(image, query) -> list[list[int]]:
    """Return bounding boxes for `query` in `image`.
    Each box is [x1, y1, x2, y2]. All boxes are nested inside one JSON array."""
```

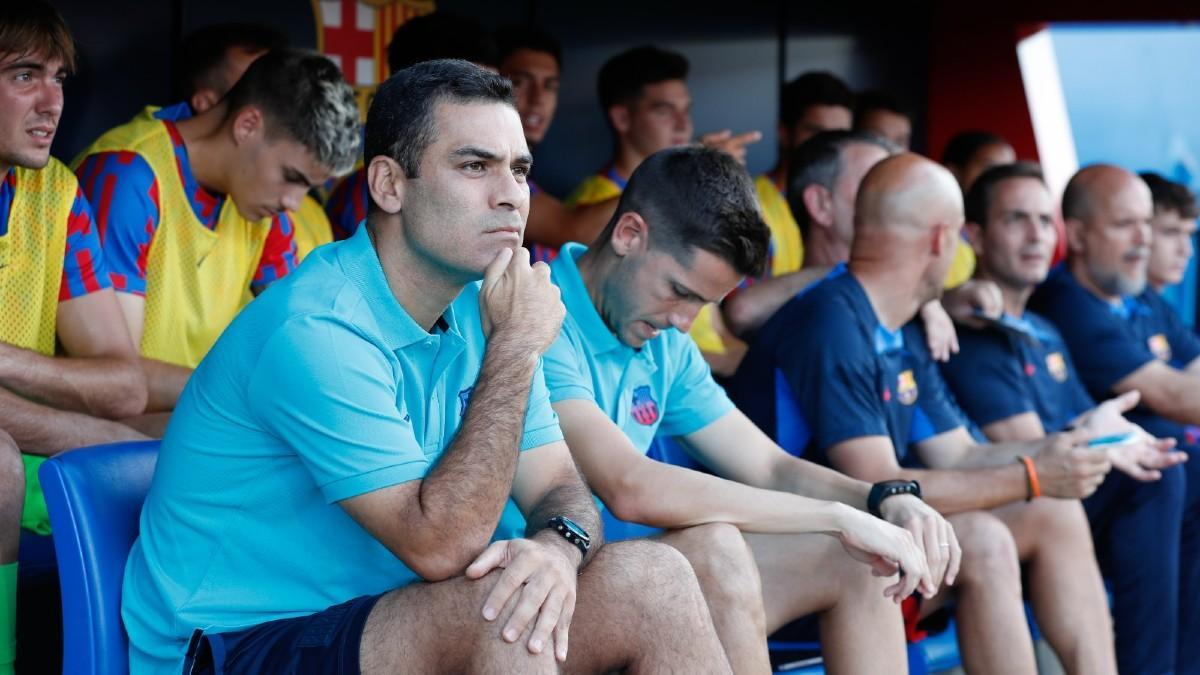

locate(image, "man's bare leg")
[[564, 540, 732, 673], [0, 432, 21, 563], [659, 523, 770, 674], [993, 499, 1116, 675], [0, 430, 23, 675], [743, 531, 906, 674], [933, 511, 1036, 675], [361, 539, 731, 674]]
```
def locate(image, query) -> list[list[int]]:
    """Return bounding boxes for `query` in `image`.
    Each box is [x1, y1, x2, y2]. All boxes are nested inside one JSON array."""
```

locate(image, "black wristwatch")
[[547, 516, 591, 558], [867, 480, 922, 518]]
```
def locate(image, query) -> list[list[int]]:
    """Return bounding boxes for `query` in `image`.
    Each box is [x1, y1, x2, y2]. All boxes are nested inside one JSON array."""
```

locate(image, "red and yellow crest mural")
[[312, 0, 435, 119]]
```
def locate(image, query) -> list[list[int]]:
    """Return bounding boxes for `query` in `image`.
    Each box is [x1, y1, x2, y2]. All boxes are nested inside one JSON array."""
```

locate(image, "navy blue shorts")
[[182, 593, 382, 675]]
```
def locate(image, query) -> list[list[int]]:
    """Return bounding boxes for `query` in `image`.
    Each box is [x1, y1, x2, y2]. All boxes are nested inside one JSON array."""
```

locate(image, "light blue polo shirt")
[[122, 225, 562, 674], [543, 243, 734, 456]]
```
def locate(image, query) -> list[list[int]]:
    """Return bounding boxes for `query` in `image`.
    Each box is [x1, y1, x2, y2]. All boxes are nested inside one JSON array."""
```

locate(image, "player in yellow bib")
[[174, 23, 332, 261], [565, 45, 760, 376], [74, 49, 358, 413], [0, 5, 153, 672]]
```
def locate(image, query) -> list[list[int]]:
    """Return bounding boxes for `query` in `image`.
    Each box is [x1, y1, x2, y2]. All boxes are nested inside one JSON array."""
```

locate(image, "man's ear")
[[608, 105, 632, 135], [1064, 217, 1087, 256], [930, 223, 951, 256], [230, 106, 265, 146], [190, 89, 220, 115], [964, 221, 984, 256], [802, 184, 835, 229], [367, 156, 405, 215], [609, 212, 649, 257]]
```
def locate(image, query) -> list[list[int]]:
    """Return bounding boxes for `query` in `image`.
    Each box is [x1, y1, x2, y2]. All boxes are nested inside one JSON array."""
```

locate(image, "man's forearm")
[[722, 268, 827, 336], [0, 386, 149, 456], [767, 458, 871, 512], [142, 358, 192, 412], [416, 340, 540, 553], [0, 342, 146, 419], [525, 477, 603, 569], [894, 465, 1028, 514], [615, 457, 854, 536]]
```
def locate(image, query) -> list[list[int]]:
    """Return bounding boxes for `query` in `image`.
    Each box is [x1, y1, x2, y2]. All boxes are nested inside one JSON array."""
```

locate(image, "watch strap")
[[867, 480, 922, 518]]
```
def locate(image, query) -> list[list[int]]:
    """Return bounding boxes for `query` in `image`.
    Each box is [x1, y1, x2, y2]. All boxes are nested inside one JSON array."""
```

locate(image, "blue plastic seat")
[[39, 440, 160, 675]]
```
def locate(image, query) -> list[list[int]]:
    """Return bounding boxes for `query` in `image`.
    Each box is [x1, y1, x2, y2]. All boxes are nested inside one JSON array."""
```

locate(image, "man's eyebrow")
[[451, 146, 533, 167], [1, 60, 45, 74], [451, 146, 500, 161]]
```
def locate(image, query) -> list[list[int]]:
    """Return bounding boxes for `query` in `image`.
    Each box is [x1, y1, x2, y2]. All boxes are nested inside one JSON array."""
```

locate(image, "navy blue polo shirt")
[[1031, 266, 1200, 439], [734, 268, 966, 466], [940, 312, 1095, 433]]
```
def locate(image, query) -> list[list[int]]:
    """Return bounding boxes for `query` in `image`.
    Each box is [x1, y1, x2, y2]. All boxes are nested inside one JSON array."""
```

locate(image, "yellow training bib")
[[74, 107, 271, 368]]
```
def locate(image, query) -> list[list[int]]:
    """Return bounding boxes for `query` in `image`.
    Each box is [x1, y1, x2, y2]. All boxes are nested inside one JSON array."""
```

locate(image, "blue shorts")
[[182, 593, 382, 675]]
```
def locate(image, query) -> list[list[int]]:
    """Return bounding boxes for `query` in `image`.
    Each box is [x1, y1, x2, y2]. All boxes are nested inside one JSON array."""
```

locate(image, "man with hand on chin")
[[122, 59, 732, 675]]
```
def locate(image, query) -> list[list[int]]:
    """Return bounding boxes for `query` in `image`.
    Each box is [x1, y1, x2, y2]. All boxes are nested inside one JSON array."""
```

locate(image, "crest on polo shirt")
[[896, 370, 918, 405], [1045, 352, 1068, 382], [631, 385, 660, 425], [1149, 334, 1172, 362], [458, 387, 474, 417]]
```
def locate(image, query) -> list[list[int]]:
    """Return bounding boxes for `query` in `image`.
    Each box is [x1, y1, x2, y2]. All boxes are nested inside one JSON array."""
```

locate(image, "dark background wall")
[[49, 1, 1200, 198], [49, 0, 930, 197]]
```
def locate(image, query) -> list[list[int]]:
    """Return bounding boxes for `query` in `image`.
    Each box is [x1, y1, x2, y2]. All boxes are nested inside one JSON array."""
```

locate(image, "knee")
[[0, 430, 23, 498], [1029, 498, 1095, 551], [953, 512, 1021, 587], [674, 523, 762, 599], [596, 539, 707, 611]]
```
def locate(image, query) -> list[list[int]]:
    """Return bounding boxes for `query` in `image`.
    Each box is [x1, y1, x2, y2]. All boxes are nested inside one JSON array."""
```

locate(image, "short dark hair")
[[786, 130, 894, 238], [597, 45, 689, 113], [0, 0, 75, 73], [599, 146, 768, 278], [941, 130, 1009, 168], [175, 23, 287, 101], [365, 59, 514, 203], [854, 89, 910, 124], [964, 162, 1046, 227], [222, 49, 359, 175], [495, 25, 562, 69], [780, 72, 854, 130], [387, 11, 498, 72], [1140, 171, 1199, 219]]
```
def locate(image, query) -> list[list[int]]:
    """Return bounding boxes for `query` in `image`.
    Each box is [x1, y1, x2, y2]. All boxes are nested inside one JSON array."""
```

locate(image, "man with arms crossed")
[[940, 162, 1192, 674], [1031, 164, 1200, 671], [123, 59, 731, 675], [543, 145, 956, 673], [748, 154, 1124, 674], [0, 5, 149, 671]]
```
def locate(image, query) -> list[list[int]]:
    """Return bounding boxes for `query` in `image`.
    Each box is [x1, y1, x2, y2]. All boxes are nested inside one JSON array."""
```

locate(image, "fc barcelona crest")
[[631, 385, 660, 426], [458, 386, 473, 417], [1149, 333, 1172, 362], [1045, 352, 1068, 382], [896, 370, 918, 406]]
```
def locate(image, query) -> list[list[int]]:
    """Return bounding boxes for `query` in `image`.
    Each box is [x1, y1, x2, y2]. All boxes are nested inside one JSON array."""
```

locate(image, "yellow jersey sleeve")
[[565, 173, 623, 208]]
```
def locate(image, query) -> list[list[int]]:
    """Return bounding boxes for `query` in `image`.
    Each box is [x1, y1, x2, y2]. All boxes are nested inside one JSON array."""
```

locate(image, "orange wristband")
[[1017, 456, 1041, 501]]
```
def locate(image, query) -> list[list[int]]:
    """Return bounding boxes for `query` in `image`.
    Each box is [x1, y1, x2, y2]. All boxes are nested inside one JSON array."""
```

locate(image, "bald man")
[[745, 154, 1126, 674], [1032, 164, 1200, 672]]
